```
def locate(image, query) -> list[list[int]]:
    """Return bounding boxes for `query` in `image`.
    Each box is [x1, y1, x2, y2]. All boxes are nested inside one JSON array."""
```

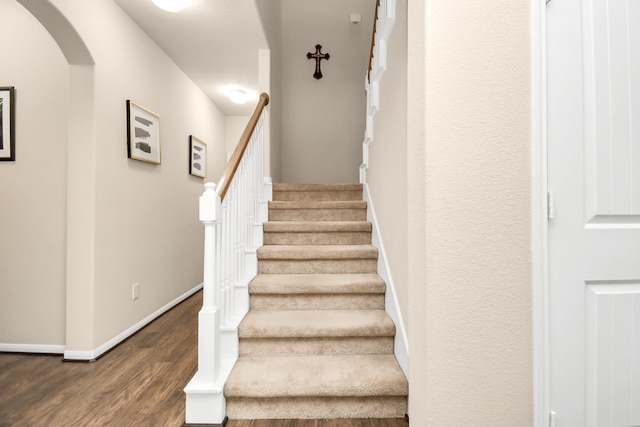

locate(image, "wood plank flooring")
[[0, 291, 408, 427]]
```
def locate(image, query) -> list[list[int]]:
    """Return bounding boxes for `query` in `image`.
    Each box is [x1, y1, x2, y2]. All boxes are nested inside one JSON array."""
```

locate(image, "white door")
[[547, 0, 640, 425]]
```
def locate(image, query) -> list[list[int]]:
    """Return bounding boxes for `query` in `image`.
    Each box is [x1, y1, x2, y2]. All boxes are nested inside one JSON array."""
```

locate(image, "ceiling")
[[113, 0, 268, 116]]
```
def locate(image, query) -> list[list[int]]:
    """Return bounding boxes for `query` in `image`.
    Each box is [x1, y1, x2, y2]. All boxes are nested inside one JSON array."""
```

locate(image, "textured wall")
[[408, 0, 533, 424]]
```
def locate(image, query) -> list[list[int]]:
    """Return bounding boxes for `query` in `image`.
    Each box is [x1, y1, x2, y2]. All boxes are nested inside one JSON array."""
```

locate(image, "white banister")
[[184, 96, 270, 424], [360, 0, 396, 184]]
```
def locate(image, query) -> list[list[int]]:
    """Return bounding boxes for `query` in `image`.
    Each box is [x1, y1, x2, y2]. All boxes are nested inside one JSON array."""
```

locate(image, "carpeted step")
[[224, 354, 408, 419], [257, 245, 378, 274], [238, 309, 395, 356], [224, 182, 408, 420], [269, 201, 367, 221], [249, 273, 386, 310], [263, 221, 372, 245], [273, 183, 363, 202]]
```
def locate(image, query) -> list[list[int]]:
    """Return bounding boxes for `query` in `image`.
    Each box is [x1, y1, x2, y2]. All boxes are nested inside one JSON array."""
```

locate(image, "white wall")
[[62, 0, 226, 352], [0, 0, 69, 347], [407, 0, 532, 424], [280, 0, 374, 183], [1, 0, 227, 355], [367, 0, 408, 331]]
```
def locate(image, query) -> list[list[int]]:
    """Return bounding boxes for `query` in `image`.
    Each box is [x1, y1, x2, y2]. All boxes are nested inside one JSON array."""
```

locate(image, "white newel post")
[[184, 182, 227, 425], [199, 182, 221, 383]]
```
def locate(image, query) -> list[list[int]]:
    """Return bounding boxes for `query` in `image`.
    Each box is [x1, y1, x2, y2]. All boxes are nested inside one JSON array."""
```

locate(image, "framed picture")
[[189, 135, 207, 178], [126, 100, 161, 164], [0, 87, 15, 161]]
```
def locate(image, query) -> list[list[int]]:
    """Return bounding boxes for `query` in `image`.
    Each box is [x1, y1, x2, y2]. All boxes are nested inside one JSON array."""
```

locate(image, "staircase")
[[224, 183, 408, 419]]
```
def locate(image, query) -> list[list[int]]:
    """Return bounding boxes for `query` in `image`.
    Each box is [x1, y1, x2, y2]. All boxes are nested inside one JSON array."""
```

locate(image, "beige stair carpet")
[[224, 183, 408, 419]]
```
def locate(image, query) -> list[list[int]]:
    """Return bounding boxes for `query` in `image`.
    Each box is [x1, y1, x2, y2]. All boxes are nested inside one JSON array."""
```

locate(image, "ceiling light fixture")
[[229, 89, 248, 104], [152, 0, 195, 13]]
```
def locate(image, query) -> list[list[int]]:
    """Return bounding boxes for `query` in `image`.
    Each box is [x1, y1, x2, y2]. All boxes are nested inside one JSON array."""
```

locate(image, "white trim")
[[63, 283, 203, 361], [0, 343, 65, 354], [531, 0, 550, 426], [360, 0, 396, 183], [363, 183, 409, 377]]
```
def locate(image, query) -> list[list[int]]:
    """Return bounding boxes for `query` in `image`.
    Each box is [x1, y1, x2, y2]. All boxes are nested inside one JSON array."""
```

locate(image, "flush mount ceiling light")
[[229, 89, 248, 104], [220, 86, 256, 105], [152, 0, 195, 13]]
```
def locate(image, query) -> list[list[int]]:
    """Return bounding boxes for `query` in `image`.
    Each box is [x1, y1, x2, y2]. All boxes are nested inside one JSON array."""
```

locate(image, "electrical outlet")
[[132, 283, 139, 300]]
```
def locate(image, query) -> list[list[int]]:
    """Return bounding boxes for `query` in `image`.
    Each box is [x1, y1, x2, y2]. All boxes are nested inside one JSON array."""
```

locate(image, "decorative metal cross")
[[307, 44, 330, 80]]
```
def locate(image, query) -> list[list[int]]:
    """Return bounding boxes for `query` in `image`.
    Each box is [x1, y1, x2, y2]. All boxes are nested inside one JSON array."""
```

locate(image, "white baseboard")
[[0, 343, 65, 354], [363, 184, 409, 377], [64, 283, 203, 361]]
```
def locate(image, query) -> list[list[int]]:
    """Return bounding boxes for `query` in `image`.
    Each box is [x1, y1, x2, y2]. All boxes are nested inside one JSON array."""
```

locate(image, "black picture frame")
[[189, 135, 207, 178], [126, 100, 161, 164], [0, 87, 15, 161]]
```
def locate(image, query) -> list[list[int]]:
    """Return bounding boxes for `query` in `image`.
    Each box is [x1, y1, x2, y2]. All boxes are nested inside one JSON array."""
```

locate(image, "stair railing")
[[185, 92, 271, 425], [360, 0, 396, 183]]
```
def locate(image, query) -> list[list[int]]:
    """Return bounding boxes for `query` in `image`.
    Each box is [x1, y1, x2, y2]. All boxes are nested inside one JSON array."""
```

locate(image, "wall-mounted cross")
[[306, 44, 330, 80]]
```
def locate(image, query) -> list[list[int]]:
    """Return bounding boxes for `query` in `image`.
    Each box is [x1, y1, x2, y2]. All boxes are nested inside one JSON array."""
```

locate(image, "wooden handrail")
[[216, 92, 270, 200], [367, 0, 381, 83]]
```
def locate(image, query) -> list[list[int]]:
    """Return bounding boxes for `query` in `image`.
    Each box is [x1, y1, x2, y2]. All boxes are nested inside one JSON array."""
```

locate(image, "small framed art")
[[126, 100, 161, 164], [0, 87, 15, 161], [189, 135, 207, 178]]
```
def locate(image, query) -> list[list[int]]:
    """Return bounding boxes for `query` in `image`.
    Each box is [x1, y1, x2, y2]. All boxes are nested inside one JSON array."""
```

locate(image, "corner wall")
[[254, 0, 283, 182], [407, 0, 533, 424]]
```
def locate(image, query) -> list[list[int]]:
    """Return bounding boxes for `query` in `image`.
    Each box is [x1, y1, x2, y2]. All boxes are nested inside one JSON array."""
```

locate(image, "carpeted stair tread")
[[224, 354, 407, 398], [249, 273, 386, 294], [239, 310, 395, 338], [269, 201, 367, 210], [263, 221, 371, 232], [258, 245, 378, 260]]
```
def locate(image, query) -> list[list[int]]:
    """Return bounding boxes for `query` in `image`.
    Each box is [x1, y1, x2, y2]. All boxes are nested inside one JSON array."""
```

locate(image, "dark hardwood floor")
[[0, 290, 408, 427]]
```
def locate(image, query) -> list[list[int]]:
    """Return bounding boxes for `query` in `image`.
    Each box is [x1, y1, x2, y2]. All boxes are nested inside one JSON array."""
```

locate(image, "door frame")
[[531, 0, 550, 426]]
